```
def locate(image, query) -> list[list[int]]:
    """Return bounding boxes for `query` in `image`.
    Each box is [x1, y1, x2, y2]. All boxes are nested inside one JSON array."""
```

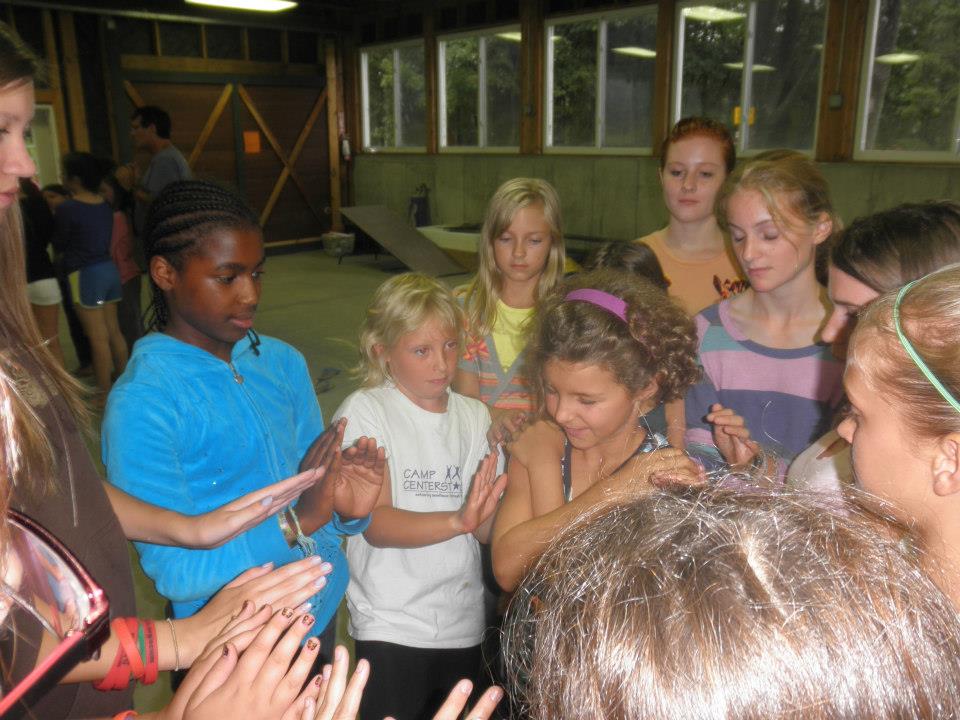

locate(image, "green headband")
[[893, 280, 960, 414]]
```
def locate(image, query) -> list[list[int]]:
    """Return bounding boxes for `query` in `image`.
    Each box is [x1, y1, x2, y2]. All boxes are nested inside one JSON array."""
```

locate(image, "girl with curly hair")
[[490, 269, 703, 591]]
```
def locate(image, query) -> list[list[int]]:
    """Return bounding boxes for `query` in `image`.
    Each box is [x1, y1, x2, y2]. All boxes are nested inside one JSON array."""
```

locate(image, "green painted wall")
[[353, 154, 960, 239]]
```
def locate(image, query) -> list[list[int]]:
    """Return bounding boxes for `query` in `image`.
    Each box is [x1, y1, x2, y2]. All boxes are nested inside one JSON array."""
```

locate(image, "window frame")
[[436, 24, 523, 153], [360, 37, 427, 153], [543, 5, 660, 155], [672, 0, 827, 157], [853, 0, 960, 162]]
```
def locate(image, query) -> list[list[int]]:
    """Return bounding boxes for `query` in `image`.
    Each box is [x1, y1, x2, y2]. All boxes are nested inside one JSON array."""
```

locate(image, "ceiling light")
[[186, 0, 297, 11], [723, 62, 775, 72], [683, 6, 746, 22], [875, 52, 920, 65], [612, 46, 656, 59], [495, 32, 522, 42]]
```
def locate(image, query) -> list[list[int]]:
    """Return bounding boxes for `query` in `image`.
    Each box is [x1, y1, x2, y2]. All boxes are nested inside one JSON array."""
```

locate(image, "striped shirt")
[[685, 300, 844, 463], [459, 333, 534, 413]]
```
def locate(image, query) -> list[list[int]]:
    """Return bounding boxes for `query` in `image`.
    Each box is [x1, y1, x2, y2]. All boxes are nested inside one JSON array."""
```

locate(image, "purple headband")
[[564, 288, 628, 322]]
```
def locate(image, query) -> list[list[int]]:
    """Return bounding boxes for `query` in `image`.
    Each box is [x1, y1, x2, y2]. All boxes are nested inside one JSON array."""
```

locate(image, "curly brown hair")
[[526, 269, 699, 411]]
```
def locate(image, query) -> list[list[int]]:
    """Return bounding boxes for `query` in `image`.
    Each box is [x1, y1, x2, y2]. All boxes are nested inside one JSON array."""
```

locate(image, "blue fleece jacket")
[[102, 332, 368, 634]]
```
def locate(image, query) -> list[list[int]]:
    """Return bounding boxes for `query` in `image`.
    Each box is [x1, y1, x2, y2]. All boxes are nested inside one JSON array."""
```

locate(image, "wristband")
[[278, 506, 297, 547], [166, 617, 181, 672], [287, 505, 318, 557]]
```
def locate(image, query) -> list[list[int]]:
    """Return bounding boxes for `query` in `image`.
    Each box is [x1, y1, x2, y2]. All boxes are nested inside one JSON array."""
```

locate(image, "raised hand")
[[486, 409, 530, 449], [182, 469, 321, 549], [299, 643, 503, 720], [600, 447, 705, 497], [453, 452, 508, 536], [334, 436, 386, 520], [706, 403, 760, 468]]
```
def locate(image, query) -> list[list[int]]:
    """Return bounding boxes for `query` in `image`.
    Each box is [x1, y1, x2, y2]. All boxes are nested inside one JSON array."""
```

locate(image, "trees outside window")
[[545, 7, 658, 150], [361, 41, 426, 150], [857, 0, 960, 159], [675, 0, 827, 153], [439, 28, 521, 149]]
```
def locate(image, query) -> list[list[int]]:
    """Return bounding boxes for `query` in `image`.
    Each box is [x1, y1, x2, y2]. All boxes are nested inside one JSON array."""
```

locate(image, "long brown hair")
[[0, 22, 88, 501]]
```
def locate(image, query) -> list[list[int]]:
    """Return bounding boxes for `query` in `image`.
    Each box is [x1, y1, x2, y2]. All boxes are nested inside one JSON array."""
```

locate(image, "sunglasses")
[[0, 510, 110, 718]]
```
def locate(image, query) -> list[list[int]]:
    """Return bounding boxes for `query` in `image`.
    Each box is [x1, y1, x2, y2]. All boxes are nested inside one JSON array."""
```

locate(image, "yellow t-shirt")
[[491, 300, 534, 371], [636, 229, 747, 314]]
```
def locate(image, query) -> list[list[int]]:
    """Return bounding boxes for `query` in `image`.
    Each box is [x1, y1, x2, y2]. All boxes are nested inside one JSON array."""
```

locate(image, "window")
[[674, 1, 827, 152], [361, 41, 427, 150], [545, 7, 658, 150], [856, 0, 960, 160], [438, 28, 521, 149]]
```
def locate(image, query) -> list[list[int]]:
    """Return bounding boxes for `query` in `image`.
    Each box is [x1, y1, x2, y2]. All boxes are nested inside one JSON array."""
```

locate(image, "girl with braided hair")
[[102, 179, 385, 661], [490, 269, 704, 592]]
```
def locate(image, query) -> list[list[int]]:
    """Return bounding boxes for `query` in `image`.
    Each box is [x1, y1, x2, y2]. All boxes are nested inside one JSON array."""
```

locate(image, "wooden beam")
[[519, 0, 544, 154], [816, 0, 868, 161], [58, 12, 89, 151], [120, 54, 320, 77], [152, 20, 163, 56], [188, 83, 234, 169], [260, 89, 326, 226], [41, 10, 70, 158], [325, 43, 343, 230], [236, 83, 323, 222], [123, 80, 145, 108], [423, 10, 438, 154], [651, 0, 676, 153], [200, 24, 209, 59], [98, 16, 119, 162]]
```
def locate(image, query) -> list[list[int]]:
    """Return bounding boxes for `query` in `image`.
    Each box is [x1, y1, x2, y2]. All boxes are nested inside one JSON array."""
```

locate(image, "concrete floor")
[[62, 249, 471, 712]]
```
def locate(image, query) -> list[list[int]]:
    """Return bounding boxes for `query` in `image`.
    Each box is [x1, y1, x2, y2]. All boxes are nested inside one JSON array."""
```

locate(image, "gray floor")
[[61, 249, 471, 712]]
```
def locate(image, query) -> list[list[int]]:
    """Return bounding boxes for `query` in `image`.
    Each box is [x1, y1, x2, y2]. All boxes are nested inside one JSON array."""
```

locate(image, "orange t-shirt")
[[635, 229, 747, 314]]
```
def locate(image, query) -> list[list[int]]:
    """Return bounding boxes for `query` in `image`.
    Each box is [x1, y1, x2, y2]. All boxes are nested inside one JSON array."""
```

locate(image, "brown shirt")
[[2, 353, 135, 719], [636, 229, 748, 314]]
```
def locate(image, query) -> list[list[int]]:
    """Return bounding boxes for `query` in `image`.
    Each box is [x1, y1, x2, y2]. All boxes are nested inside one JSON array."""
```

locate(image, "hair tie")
[[564, 289, 627, 322], [893, 280, 960, 414]]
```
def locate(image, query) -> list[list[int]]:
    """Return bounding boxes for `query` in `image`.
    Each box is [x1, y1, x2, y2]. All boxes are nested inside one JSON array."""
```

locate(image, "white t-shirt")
[[334, 384, 491, 649], [786, 429, 852, 497]]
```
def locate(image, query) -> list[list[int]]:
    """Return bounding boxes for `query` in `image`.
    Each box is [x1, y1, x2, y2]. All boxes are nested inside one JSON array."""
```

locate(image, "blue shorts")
[[69, 260, 122, 309]]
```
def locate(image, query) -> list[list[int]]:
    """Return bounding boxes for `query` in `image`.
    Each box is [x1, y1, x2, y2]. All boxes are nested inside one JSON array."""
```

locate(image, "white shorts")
[[27, 278, 62, 306]]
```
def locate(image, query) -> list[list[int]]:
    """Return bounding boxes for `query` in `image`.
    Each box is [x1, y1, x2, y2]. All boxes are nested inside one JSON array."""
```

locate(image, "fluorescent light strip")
[[875, 52, 920, 65], [723, 62, 775, 72], [683, 5, 746, 22], [612, 46, 656, 59], [495, 32, 522, 42], [186, 0, 297, 11]]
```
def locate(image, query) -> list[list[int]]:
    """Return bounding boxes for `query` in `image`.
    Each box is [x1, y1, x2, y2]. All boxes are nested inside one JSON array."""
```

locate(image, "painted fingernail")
[[301, 613, 315, 626], [306, 638, 319, 651], [488, 687, 503, 701], [323, 664, 332, 680], [242, 600, 252, 611], [260, 496, 272, 507], [314, 674, 323, 687], [295, 601, 313, 614], [319, 562, 333, 573], [222, 645, 230, 657], [314, 576, 327, 589], [458, 680, 471, 695], [281, 607, 294, 618]]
